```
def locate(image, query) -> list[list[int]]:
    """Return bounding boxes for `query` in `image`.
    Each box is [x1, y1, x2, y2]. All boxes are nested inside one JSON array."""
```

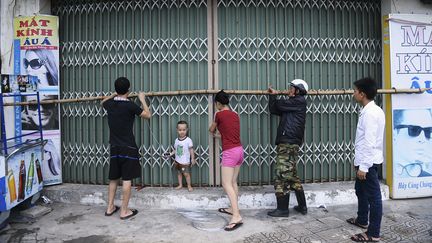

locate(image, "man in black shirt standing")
[[101, 77, 151, 220]]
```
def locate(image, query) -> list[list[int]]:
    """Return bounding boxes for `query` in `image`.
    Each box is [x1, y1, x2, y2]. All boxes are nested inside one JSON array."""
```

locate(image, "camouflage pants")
[[274, 144, 303, 196]]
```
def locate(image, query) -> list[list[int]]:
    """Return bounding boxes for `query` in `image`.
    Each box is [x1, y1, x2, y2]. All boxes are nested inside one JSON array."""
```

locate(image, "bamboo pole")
[[2, 88, 431, 106]]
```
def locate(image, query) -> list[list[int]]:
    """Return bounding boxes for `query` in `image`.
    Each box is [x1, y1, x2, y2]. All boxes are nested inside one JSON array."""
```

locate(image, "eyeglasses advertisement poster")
[[383, 14, 432, 198], [10, 15, 62, 186]]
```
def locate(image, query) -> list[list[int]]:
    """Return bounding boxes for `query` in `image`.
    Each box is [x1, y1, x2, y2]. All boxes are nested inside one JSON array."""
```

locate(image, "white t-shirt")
[[174, 137, 193, 165]]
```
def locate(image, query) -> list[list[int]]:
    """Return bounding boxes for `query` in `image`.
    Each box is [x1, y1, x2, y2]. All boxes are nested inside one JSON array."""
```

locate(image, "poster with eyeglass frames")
[[383, 14, 432, 198]]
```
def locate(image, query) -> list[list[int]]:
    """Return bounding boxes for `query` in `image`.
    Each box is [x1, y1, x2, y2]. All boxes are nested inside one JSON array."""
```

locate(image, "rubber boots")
[[294, 190, 307, 215], [267, 193, 290, 217]]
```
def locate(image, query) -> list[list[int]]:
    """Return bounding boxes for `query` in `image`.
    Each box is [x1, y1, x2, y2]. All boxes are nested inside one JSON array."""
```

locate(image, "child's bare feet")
[[188, 186, 193, 192], [175, 185, 183, 190]]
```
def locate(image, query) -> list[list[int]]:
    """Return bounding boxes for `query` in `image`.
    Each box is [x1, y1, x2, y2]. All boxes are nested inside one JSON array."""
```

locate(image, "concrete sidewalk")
[[1, 197, 431, 242], [42, 182, 390, 209]]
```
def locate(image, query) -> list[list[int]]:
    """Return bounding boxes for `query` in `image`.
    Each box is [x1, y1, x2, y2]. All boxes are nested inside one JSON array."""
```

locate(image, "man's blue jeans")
[[355, 165, 382, 238]]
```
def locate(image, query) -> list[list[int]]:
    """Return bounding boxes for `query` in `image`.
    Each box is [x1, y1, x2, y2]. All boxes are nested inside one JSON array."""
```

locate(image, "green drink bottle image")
[[26, 153, 35, 195]]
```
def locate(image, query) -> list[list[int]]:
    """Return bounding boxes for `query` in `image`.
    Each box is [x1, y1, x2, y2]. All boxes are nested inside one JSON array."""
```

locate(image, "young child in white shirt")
[[167, 121, 196, 192]]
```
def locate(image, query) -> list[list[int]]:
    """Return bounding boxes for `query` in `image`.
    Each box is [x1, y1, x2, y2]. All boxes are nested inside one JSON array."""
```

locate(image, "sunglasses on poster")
[[395, 125, 432, 139], [24, 58, 46, 70], [27, 103, 56, 111]]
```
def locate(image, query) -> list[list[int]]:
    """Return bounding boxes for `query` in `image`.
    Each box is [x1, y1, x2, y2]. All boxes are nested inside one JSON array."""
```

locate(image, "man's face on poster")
[[25, 95, 55, 127], [393, 109, 432, 177]]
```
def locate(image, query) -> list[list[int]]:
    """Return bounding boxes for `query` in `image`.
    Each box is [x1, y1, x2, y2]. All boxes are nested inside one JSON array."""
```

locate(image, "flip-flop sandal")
[[346, 217, 368, 229], [224, 222, 243, 231], [104, 206, 120, 216], [120, 209, 139, 220], [218, 208, 233, 215], [350, 233, 380, 242]]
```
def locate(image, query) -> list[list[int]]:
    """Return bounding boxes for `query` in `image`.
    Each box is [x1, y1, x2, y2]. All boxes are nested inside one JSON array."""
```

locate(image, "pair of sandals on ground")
[[105, 206, 138, 220], [347, 217, 380, 242]]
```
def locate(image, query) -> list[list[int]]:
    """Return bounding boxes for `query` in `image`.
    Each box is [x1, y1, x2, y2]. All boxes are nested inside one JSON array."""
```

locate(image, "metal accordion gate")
[[53, 0, 382, 186]]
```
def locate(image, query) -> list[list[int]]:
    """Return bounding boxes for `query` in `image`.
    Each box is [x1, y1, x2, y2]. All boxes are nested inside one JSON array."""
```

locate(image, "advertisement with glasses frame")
[[383, 14, 432, 199], [13, 15, 62, 186]]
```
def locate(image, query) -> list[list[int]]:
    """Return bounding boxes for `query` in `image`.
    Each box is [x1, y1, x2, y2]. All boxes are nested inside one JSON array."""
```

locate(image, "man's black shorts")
[[109, 146, 141, 180]]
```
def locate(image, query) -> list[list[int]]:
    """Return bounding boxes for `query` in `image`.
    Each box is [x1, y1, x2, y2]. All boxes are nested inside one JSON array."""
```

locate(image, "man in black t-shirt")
[[101, 77, 151, 220]]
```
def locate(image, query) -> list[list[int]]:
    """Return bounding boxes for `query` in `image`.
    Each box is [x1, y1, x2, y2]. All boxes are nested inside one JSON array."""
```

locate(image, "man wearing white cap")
[[267, 79, 308, 217]]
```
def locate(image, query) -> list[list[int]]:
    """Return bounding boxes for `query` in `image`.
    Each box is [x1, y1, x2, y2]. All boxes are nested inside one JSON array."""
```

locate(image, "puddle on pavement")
[[56, 213, 85, 224], [177, 209, 228, 232], [63, 235, 111, 243]]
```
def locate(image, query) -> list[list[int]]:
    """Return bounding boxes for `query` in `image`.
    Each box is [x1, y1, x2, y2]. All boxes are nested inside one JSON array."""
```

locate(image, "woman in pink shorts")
[[209, 90, 244, 231]]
